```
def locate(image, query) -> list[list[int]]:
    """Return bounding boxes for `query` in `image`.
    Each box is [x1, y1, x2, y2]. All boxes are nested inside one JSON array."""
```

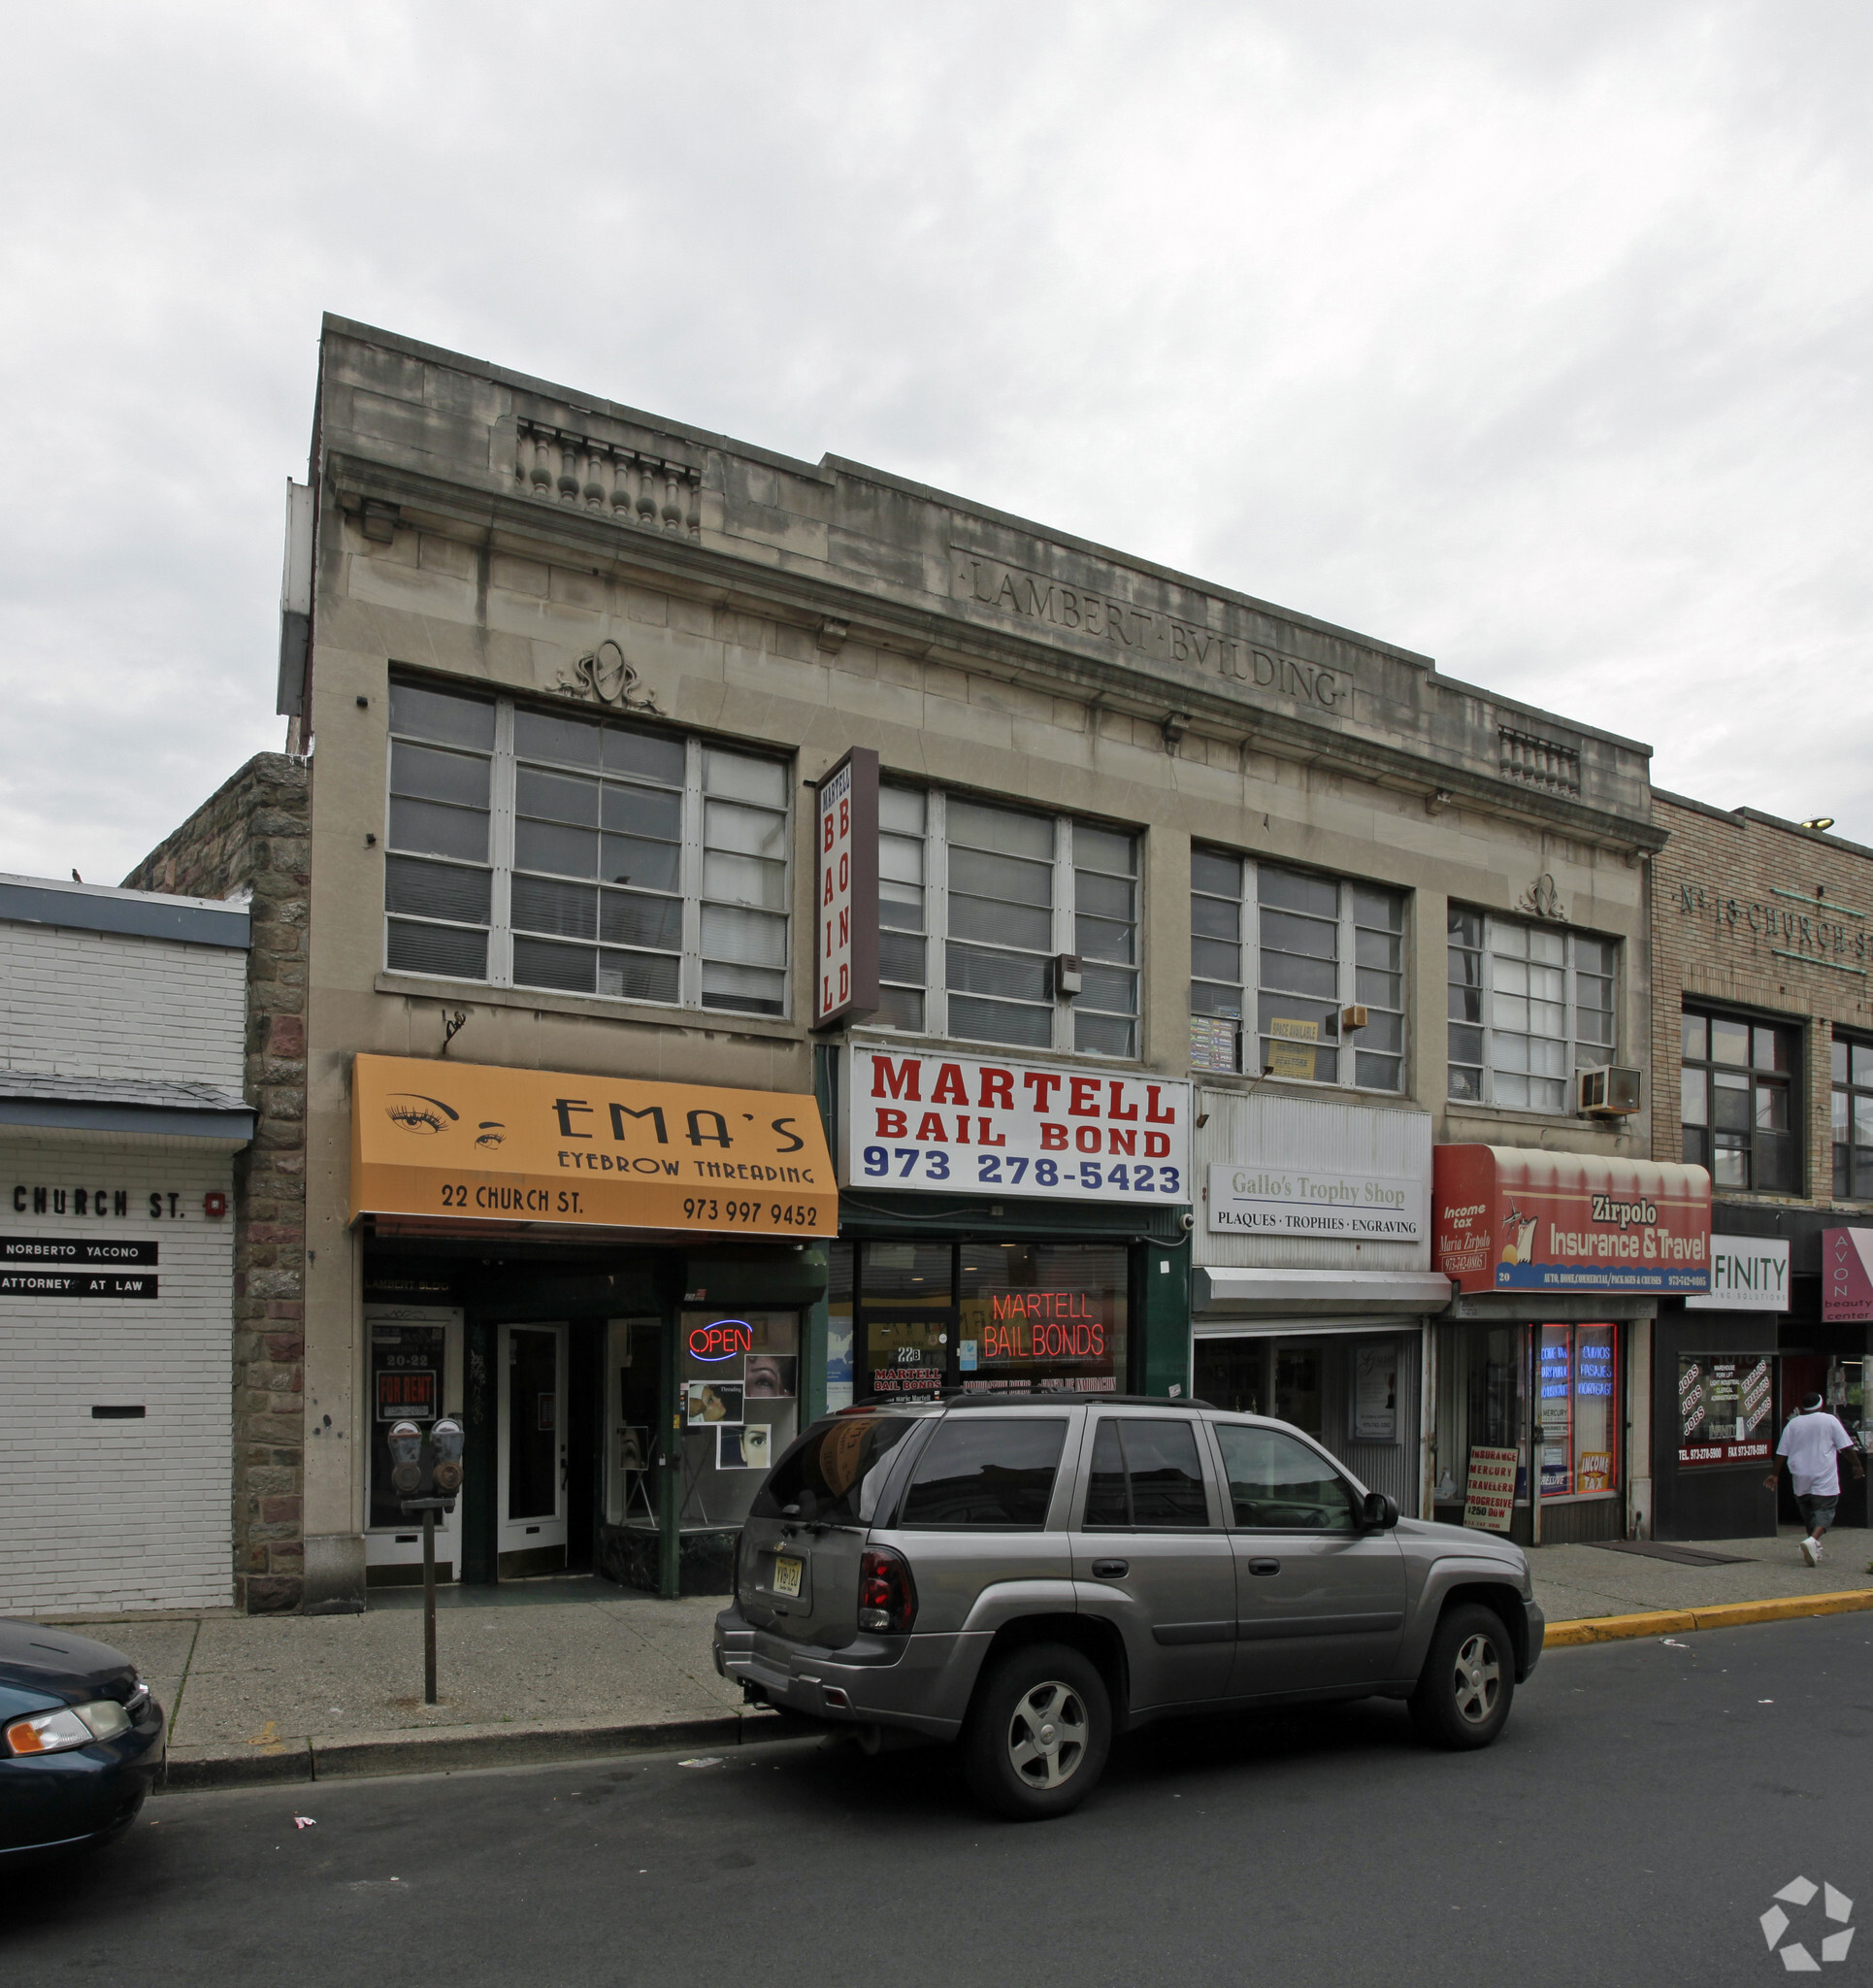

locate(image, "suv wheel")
[[964, 1641, 1111, 1820], [1409, 1603, 1514, 1750]]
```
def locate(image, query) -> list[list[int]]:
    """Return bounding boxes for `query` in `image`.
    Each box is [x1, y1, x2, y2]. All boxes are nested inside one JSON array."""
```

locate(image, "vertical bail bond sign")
[[813, 747, 880, 1028]]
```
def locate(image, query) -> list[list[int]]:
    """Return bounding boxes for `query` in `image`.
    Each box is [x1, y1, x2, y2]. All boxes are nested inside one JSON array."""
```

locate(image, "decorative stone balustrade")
[[513, 418, 701, 539], [1498, 726, 1582, 797]]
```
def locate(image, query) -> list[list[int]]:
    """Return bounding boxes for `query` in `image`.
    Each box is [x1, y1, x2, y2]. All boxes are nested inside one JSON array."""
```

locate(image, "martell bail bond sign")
[[844, 1047, 1191, 1204], [1433, 1146, 1711, 1295], [813, 747, 879, 1028], [350, 1055, 838, 1239]]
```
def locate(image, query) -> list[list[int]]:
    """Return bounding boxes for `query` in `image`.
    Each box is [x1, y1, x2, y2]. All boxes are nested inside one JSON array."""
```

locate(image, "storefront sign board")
[[812, 747, 879, 1029], [1685, 1237, 1791, 1310], [350, 1055, 838, 1239], [1207, 1164, 1425, 1240], [1676, 1352, 1774, 1467], [844, 1047, 1191, 1204], [1433, 1145, 1711, 1295], [1463, 1446, 1518, 1532], [1353, 1343, 1398, 1441], [1822, 1228, 1873, 1322]]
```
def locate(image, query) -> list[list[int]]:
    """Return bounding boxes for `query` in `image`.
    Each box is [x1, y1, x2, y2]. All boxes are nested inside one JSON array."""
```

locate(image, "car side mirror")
[[1362, 1490, 1398, 1531]]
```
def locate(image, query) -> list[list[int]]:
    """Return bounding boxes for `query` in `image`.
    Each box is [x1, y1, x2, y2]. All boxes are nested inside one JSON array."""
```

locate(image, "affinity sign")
[[845, 1048, 1191, 1203], [1433, 1146, 1710, 1295]]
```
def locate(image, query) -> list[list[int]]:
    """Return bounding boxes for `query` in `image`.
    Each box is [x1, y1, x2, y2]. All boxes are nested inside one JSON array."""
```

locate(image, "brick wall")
[[1651, 792, 1873, 1207], [122, 754, 312, 1612]]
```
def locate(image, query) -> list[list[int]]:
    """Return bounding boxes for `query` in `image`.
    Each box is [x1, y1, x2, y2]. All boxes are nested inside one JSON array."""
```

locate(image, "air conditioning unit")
[[1578, 1066, 1642, 1116]]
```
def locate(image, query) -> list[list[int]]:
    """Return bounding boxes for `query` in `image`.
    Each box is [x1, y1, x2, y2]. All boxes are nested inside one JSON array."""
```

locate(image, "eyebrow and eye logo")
[[475, 1122, 507, 1148], [384, 1094, 508, 1146]]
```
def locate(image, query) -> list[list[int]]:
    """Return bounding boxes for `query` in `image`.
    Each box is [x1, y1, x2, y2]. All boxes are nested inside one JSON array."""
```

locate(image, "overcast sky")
[[2, 2, 1868, 883]]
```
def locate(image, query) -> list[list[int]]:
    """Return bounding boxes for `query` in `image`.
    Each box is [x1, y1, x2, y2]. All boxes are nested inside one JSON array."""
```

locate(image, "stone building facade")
[[123, 753, 312, 1610]]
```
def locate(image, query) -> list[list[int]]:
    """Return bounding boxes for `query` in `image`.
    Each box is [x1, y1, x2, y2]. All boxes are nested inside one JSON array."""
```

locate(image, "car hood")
[[0, 1619, 140, 1702], [1397, 1516, 1528, 1568]]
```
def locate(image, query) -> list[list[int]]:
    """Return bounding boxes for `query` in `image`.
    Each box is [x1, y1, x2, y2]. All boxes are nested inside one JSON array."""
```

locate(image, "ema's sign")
[[1685, 1237, 1791, 1311]]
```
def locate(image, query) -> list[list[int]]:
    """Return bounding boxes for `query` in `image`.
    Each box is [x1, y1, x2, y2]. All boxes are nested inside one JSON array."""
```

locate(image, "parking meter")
[[388, 1417, 464, 1705]]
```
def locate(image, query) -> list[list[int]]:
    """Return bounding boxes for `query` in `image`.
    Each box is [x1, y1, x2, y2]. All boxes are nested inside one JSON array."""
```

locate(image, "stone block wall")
[[123, 753, 311, 1611], [1651, 791, 1873, 1206]]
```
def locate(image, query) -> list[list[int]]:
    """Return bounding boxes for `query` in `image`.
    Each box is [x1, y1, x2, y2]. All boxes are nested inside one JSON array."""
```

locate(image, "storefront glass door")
[[499, 1323, 568, 1567], [365, 1305, 463, 1582]]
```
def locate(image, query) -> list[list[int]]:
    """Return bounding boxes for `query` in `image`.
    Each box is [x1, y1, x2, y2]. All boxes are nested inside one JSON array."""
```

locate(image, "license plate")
[[772, 1555, 803, 1599]]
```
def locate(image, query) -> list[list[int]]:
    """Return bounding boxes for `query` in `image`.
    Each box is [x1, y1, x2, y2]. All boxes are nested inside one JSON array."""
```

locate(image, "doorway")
[[499, 1322, 569, 1575], [364, 1305, 463, 1585]]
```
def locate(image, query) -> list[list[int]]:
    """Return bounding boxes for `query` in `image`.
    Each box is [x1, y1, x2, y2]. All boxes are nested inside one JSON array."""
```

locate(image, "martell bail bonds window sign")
[[1433, 1146, 1711, 1294], [350, 1054, 838, 1238], [843, 1047, 1192, 1202]]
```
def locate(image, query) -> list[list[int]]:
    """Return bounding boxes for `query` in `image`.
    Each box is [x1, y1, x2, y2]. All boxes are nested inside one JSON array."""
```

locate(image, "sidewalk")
[[44, 1527, 1873, 1791]]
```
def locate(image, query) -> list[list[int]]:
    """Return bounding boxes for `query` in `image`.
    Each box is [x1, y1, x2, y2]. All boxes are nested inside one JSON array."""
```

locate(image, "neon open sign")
[[688, 1320, 753, 1362]]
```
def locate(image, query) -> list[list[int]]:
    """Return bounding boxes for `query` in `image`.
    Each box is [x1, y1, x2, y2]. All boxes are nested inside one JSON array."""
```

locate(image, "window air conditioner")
[[1577, 1066, 1642, 1116]]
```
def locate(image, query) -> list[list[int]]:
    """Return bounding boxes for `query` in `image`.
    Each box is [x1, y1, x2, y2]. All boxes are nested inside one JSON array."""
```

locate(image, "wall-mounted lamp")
[[1802, 817, 1836, 832]]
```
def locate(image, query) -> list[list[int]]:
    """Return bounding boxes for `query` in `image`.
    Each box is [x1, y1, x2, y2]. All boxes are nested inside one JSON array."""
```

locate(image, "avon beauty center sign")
[[1433, 1146, 1711, 1296]]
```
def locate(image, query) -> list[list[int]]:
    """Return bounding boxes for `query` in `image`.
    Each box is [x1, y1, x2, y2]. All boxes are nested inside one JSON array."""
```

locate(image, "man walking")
[[1765, 1393, 1863, 1566]]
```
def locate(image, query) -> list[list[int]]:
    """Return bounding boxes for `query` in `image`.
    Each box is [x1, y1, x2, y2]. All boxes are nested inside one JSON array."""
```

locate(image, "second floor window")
[[1681, 1010, 1798, 1193], [384, 679, 790, 1016], [1190, 851, 1405, 1091], [870, 791, 1139, 1057], [1447, 910, 1616, 1111], [1834, 1035, 1873, 1200]]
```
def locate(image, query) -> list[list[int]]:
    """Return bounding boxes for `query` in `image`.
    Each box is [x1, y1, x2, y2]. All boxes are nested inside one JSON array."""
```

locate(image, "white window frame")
[[869, 787, 1142, 1060], [383, 680, 791, 1018], [1447, 907, 1618, 1112], [1189, 850, 1407, 1094]]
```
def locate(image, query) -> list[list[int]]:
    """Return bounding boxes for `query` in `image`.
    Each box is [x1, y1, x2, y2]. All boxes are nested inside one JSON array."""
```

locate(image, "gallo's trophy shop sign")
[[350, 1054, 838, 1239]]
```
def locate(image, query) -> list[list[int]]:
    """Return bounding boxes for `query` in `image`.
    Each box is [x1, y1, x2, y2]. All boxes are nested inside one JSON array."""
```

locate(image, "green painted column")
[[658, 1308, 681, 1598], [1137, 1236, 1193, 1398]]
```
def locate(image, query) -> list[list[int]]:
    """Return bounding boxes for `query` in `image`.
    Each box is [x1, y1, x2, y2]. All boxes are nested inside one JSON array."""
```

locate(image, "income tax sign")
[[844, 1047, 1192, 1204]]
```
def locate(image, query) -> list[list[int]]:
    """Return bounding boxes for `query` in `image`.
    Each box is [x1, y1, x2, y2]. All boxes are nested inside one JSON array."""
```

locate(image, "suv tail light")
[[857, 1546, 917, 1635]]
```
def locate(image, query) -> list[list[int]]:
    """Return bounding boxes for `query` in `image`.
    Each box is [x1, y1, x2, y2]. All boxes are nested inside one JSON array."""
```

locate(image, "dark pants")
[[1796, 1494, 1838, 1533]]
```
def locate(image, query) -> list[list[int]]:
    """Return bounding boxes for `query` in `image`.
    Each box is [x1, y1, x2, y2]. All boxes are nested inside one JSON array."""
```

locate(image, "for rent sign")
[[843, 1047, 1191, 1204], [1433, 1146, 1711, 1295]]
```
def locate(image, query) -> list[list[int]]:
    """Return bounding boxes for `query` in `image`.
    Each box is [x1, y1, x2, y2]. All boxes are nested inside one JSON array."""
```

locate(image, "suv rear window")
[[898, 1417, 1068, 1530], [750, 1415, 917, 1526]]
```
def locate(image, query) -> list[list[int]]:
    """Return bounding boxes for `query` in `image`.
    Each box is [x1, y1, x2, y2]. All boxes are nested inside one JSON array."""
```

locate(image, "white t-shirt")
[[1777, 1410, 1856, 1498]]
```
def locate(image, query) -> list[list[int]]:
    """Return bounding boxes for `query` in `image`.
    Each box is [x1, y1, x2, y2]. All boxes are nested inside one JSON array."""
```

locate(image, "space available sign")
[[1685, 1236, 1791, 1311], [1207, 1164, 1425, 1240], [1433, 1145, 1711, 1295], [812, 747, 879, 1028], [1822, 1228, 1873, 1322], [844, 1047, 1191, 1204]]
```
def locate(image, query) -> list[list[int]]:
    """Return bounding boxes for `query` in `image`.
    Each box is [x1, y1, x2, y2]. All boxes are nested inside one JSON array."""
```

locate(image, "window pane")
[[603, 726, 686, 786], [1492, 922, 1527, 959], [1192, 894, 1240, 942], [1075, 871, 1134, 921], [598, 949, 680, 1004], [511, 874, 598, 939], [705, 800, 787, 861], [701, 962, 785, 1014], [384, 856, 490, 925], [1449, 1023, 1484, 1065], [879, 834, 925, 887], [516, 766, 600, 826], [949, 846, 1052, 909], [1753, 1026, 1789, 1074], [389, 796, 489, 863], [513, 935, 596, 994], [1834, 1039, 1851, 1084], [899, 1419, 1068, 1529], [1214, 1425, 1353, 1532], [1756, 1132, 1797, 1193], [1681, 1068, 1709, 1126], [874, 985, 924, 1030], [600, 890, 683, 951], [1856, 1044, 1873, 1087], [1080, 963, 1136, 1013], [879, 786, 926, 835], [1449, 947, 1483, 987], [514, 818, 598, 877], [1076, 1011, 1135, 1058], [1077, 914, 1134, 966], [1357, 1009, 1404, 1055], [392, 741, 491, 810], [1449, 984, 1482, 1023], [513, 709, 601, 768], [951, 995, 1053, 1047], [601, 783, 682, 839], [1356, 969, 1401, 1011], [1682, 1012, 1708, 1060], [1713, 1072, 1751, 1131], [704, 749, 787, 807], [1074, 824, 1135, 876], [1710, 1018, 1750, 1067], [949, 895, 1052, 949], [1447, 905, 1483, 947], [1263, 949, 1338, 1000], [703, 850, 787, 909], [1355, 1051, 1403, 1091], [1192, 980, 1243, 1018], [1682, 1125, 1710, 1170], [1712, 1137, 1748, 1187], [1857, 1093, 1873, 1143], [1834, 1089, 1851, 1138], [387, 919, 487, 979], [1261, 908, 1335, 960], [947, 944, 1052, 1004], [1117, 1420, 1209, 1527], [1448, 1063, 1482, 1102], [1353, 886, 1403, 932], [1356, 928, 1401, 973], [1528, 928, 1563, 967], [701, 904, 786, 967], [602, 833, 680, 892], [1085, 1420, 1128, 1526], [949, 799, 1052, 859], [880, 891, 924, 933], [1757, 1082, 1790, 1132], [1192, 848, 1242, 899], [389, 681, 495, 751], [878, 929, 927, 985], [1192, 937, 1241, 984]]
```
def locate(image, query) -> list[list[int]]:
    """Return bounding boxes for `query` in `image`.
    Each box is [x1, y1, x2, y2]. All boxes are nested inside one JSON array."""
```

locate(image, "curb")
[[158, 1706, 807, 1794], [1546, 1588, 1873, 1648]]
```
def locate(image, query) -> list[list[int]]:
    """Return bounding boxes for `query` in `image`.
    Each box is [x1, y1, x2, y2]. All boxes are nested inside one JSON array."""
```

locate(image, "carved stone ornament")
[[1518, 872, 1566, 921], [553, 638, 664, 715]]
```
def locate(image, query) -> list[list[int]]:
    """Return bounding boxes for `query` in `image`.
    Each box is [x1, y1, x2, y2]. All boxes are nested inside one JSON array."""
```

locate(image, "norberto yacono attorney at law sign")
[[1433, 1145, 1711, 1295]]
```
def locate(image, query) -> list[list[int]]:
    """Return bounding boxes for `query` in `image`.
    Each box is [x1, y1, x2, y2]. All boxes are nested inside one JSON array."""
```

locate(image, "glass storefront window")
[[677, 1309, 801, 1527], [1538, 1323, 1620, 1497], [956, 1243, 1128, 1395], [368, 1321, 445, 1530], [1677, 1351, 1775, 1468]]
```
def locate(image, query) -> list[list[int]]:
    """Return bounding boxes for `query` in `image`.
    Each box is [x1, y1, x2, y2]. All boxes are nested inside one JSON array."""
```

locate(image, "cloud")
[[1, 0, 1868, 880]]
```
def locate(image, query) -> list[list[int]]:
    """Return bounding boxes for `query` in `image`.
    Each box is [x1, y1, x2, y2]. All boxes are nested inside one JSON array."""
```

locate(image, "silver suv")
[[713, 1395, 1543, 1819]]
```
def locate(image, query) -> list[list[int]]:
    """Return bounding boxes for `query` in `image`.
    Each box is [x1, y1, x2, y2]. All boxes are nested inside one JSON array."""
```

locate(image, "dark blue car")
[[0, 1619, 165, 1863]]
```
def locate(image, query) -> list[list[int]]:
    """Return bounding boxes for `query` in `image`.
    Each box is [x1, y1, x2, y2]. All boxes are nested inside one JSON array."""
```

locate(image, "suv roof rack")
[[940, 1391, 1218, 1409]]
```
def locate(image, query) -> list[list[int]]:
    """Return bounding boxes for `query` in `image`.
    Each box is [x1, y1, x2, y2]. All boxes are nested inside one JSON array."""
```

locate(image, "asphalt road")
[[5, 1615, 1871, 1988]]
